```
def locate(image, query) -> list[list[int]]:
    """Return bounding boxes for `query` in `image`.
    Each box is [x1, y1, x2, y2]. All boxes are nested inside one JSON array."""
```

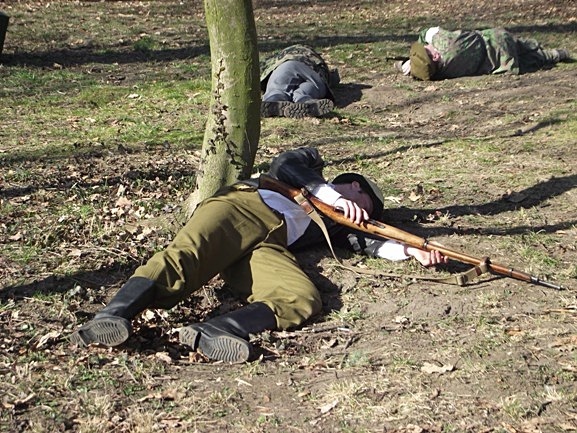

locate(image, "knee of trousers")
[[262, 89, 291, 102], [255, 289, 322, 330]]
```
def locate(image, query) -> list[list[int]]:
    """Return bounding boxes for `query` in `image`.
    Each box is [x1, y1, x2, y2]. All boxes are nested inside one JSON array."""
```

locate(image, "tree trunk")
[[182, 0, 261, 220]]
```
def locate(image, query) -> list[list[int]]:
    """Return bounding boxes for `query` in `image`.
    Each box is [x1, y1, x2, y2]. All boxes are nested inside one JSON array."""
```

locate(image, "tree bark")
[[182, 0, 261, 220]]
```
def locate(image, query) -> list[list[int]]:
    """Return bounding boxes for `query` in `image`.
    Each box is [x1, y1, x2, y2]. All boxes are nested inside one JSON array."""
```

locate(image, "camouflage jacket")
[[259, 44, 338, 92], [418, 27, 519, 79]]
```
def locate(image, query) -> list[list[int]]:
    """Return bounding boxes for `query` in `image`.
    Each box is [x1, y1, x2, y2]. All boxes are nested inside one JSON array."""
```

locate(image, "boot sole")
[[283, 99, 334, 118], [69, 316, 131, 347], [180, 325, 251, 364], [261, 101, 291, 117]]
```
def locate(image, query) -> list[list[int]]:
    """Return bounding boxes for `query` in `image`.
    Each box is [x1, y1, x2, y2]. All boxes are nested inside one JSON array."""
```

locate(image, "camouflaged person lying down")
[[395, 26, 570, 80]]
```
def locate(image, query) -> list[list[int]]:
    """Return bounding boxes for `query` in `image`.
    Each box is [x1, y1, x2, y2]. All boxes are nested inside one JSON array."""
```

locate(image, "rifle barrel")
[[417, 239, 564, 290], [258, 175, 565, 290], [364, 217, 564, 290]]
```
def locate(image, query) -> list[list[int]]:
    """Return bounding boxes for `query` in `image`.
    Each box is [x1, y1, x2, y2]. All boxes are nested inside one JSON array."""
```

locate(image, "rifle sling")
[[334, 253, 491, 286], [293, 191, 340, 261], [292, 189, 490, 286]]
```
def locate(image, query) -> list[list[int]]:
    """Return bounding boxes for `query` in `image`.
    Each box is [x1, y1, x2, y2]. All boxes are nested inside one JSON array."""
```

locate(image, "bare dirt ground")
[[1, 1, 577, 432]]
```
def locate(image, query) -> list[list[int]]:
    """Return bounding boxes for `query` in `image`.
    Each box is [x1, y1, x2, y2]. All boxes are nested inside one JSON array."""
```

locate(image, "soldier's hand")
[[334, 197, 369, 225], [406, 246, 448, 267]]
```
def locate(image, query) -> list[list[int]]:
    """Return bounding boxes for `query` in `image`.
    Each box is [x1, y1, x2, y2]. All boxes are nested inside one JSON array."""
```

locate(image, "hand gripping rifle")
[[258, 174, 565, 290]]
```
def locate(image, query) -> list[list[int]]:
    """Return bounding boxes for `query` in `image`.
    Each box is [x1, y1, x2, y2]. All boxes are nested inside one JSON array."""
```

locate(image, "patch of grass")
[[122, 383, 147, 397], [256, 413, 283, 427], [4, 244, 43, 266], [134, 35, 157, 53], [475, 290, 508, 310], [4, 166, 35, 182], [567, 264, 577, 279], [389, 354, 419, 371], [71, 368, 116, 392], [77, 86, 128, 108], [203, 388, 239, 419], [1, 69, 99, 100], [342, 350, 371, 368], [468, 335, 510, 360], [240, 359, 267, 377], [327, 307, 364, 323], [317, 379, 371, 415], [75, 393, 120, 432], [500, 394, 531, 421]]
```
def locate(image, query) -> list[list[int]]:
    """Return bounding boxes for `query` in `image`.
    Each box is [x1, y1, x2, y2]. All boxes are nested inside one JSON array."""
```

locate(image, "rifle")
[[258, 174, 565, 290]]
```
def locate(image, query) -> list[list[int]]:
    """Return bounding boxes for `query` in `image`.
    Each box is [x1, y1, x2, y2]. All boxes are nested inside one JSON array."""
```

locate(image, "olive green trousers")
[[132, 186, 322, 330]]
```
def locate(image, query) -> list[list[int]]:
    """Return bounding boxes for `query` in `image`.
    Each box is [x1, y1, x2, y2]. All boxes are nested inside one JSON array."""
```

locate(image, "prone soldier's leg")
[[180, 218, 322, 363], [517, 37, 569, 72], [70, 188, 282, 348]]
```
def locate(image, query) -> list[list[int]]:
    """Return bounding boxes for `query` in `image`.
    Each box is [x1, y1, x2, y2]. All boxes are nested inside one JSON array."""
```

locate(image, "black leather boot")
[[70, 277, 156, 347], [180, 302, 277, 363]]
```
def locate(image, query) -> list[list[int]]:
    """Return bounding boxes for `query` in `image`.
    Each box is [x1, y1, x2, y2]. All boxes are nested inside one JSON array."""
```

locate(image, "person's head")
[[409, 42, 439, 80], [332, 173, 384, 219]]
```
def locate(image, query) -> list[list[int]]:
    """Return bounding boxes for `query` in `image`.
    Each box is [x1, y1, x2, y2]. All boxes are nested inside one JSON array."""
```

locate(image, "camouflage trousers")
[[131, 185, 322, 330], [517, 37, 562, 73]]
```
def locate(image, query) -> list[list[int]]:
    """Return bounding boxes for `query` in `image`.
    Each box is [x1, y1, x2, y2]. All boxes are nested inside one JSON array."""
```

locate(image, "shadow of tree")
[[0, 162, 198, 200], [0, 262, 136, 302], [1, 45, 210, 68], [379, 174, 577, 242]]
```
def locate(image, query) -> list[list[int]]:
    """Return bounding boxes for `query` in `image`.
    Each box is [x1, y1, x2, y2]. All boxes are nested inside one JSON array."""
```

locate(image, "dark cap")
[[409, 42, 437, 80], [332, 173, 384, 219]]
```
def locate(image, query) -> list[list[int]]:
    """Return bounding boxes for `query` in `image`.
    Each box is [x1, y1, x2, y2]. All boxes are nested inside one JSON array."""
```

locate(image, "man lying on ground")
[[396, 26, 570, 80], [70, 147, 446, 363]]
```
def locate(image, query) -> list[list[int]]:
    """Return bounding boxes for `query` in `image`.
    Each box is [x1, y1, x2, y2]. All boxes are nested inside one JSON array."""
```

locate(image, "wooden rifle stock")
[[259, 174, 564, 290]]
